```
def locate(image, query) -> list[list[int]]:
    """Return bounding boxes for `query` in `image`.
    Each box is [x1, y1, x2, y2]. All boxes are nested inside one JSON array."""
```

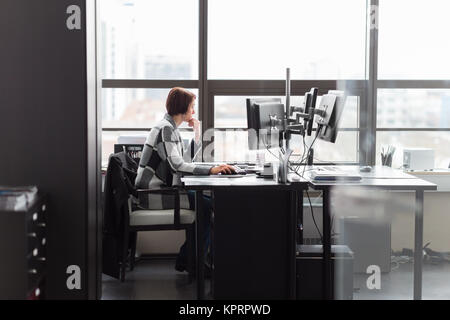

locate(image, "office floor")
[[102, 257, 204, 300], [102, 257, 450, 300]]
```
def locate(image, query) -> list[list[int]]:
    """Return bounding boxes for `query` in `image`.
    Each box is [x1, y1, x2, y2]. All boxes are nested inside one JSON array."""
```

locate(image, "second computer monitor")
[[246, 98, 285, 150], [304, 87, 318, 136], [315, 91, 347, 143]]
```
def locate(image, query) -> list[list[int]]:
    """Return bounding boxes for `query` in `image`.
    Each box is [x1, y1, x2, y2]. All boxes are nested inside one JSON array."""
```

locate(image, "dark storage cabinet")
[[0, 194, 47, 299], [0, 0, 99, 299], [296, 245, 354, 300]]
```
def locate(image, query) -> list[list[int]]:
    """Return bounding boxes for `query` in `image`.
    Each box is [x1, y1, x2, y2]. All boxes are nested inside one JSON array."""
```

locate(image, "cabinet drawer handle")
[[28, 269, 37, 274], [37, 223, 46, 228], [37, 257, 46, 262], [32, 213, 38, 221], [27, 233, 37, 238]]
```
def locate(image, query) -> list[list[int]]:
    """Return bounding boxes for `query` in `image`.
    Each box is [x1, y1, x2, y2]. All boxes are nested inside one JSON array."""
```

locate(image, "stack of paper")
[[0, 186, 38, 211], [309, 169, 361, 181]]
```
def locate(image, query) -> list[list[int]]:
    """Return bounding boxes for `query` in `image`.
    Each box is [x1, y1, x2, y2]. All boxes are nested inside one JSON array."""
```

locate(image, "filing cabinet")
[[0, 194, 47, 299]]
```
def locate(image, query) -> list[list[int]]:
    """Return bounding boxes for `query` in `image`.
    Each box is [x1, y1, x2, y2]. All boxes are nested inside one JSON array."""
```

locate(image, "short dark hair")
[[166, 87, 196, 116]]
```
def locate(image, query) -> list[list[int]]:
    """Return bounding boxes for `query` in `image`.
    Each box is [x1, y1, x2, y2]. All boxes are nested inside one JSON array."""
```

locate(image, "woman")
[[135, 87, 234, 273]]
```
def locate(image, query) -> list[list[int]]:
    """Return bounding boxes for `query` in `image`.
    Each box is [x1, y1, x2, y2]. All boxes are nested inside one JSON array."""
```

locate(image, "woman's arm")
[[160, 125, 235, 175], [160, 125, 212, 175]]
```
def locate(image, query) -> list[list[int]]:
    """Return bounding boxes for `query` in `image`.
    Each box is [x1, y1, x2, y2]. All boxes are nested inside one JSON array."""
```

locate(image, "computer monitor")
[[304, 87, 318, 136], [246, 98, 284, 150], [315, 91, 347, 143]]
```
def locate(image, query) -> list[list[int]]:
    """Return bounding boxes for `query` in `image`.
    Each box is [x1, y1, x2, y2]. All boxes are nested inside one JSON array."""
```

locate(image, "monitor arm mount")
[[285, 106, 326, 135], [285, 106, 326, 166]]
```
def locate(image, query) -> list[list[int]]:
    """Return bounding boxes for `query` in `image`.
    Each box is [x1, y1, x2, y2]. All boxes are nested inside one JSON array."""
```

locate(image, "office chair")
[[103, 152, 196, 282], [123, 188, 196, 282]]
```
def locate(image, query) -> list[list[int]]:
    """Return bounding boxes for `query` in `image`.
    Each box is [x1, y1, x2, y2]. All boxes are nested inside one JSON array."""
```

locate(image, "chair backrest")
[[114, 144, 144, 164]]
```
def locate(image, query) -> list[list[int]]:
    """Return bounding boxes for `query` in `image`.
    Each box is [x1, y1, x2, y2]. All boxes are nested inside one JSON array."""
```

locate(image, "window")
[[376, 131, 450, 168], [208, 0, 366, 79], [102, 131, 148, 165], [377, 89, 450, 129], [378, 0, 450, 79], [102, 88, 199, 129], [376, 0, 450, 170], [98, 0, 199, 79]]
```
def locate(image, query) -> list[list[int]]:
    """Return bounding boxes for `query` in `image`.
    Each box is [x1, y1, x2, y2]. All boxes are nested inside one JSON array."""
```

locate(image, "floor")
[[102, 257, 205, 300], [102, 257, 450, 300]]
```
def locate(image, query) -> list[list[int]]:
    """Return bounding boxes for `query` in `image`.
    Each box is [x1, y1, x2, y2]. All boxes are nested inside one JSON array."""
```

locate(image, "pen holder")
[[381, 154, 393, 167]]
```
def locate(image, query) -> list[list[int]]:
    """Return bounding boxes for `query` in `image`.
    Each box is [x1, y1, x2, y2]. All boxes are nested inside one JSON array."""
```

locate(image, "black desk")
[[306, 166, 437, 300], [182, 174, 308, 300]]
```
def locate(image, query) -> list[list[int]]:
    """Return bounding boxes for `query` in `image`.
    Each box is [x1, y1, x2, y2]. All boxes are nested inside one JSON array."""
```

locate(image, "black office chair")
[[102, 152, 195, 282]]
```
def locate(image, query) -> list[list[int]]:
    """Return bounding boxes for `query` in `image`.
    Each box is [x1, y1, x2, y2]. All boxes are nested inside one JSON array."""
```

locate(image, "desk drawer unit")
[[0, 195, 47, 299], [296, 245, 354, 300]]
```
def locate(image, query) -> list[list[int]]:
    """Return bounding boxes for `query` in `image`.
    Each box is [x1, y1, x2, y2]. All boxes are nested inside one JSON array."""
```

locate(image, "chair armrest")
[[136, 188, 179, 196]]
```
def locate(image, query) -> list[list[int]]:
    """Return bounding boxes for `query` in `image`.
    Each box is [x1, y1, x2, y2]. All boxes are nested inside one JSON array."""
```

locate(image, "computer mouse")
[[231, 166, 246, 175], [359, 166, 372, 173]]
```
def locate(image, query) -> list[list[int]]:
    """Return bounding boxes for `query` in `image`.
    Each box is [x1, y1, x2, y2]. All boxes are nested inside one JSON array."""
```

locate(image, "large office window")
[[99, 0, 199, 165], [378, 0, 450, 80], [102, 88, 199, 129], [208, 0, 366, 163], [375, 0, 450, 169], [99, 0, 450, 166], [208, 0, 367, 80], [98, 0, 199, 80]]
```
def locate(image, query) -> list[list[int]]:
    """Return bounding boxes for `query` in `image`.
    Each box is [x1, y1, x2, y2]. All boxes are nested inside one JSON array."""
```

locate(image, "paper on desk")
[[0, 186, 38, 211]]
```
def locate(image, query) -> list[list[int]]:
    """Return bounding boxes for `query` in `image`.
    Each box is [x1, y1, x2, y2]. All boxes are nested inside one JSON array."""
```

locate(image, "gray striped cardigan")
[[135, 113, 213, 209]]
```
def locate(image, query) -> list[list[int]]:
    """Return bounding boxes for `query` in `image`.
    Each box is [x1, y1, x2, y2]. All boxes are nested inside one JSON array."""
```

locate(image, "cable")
[[294, 134, 308, 172], [301, 130, 321, 177], [306, 190, 323, 243], [266, 146, 282, 162]]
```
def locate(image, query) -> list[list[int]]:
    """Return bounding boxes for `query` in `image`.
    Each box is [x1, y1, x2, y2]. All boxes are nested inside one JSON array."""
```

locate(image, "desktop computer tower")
[[296, 245, 354, 300]]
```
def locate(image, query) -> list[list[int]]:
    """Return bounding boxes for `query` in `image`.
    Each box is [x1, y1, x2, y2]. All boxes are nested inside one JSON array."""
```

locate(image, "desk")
[[306, 166, 437, 300], [182, 175, 308, 300]]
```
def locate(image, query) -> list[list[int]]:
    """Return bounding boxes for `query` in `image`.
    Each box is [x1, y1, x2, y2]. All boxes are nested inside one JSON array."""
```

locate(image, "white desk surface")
[[302, 166, 436, 190]]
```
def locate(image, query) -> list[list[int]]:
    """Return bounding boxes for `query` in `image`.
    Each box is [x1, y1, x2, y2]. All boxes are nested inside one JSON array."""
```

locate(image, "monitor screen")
[[316, 91, 347, 143], [304, 88, 318, 136], [246, 98, 284, 150]]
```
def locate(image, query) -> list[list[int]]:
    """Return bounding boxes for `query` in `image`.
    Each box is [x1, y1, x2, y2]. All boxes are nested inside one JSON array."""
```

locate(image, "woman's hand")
[[188, 118, 201, 143], [209, 164, 236, 175]]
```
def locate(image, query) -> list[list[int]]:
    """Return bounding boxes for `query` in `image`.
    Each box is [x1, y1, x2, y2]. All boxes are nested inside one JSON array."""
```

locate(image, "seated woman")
[[135, 87, 234, 273]]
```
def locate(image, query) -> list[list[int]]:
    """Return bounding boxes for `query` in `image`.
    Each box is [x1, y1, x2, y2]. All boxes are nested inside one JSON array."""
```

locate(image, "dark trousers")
[[175, 190, 212, 269]]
